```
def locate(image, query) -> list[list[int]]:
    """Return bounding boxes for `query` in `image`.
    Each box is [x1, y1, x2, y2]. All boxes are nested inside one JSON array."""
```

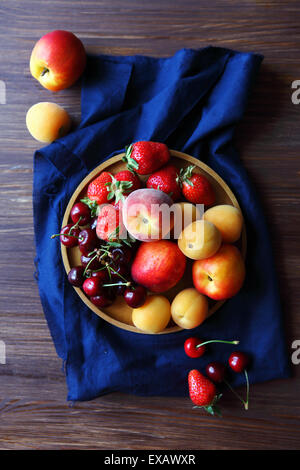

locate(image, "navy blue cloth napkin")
[[33, 47, 290, 401]]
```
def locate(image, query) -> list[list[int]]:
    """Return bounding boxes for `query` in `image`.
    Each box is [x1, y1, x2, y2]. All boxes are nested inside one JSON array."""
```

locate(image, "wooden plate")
[[61, 150, 247, 334]]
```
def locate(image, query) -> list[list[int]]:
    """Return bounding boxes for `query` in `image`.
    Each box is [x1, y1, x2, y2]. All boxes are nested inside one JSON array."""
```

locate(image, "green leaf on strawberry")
[[80, 197, 99, 217]]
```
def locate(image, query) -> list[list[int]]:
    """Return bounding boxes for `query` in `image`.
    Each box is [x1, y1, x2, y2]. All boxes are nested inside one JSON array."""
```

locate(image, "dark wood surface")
[[1, 0, 300, 450]]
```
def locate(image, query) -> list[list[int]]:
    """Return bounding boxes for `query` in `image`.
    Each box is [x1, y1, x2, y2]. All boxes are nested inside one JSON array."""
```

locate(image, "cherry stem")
[[83, 253, 99, 276], [224, 369, 249, 410], [51, 233, 80, 239], [108, 265, 129, 283], [196, 339, 239, 349], [68, 216, 82, 235], [102, 282, 131, 288]]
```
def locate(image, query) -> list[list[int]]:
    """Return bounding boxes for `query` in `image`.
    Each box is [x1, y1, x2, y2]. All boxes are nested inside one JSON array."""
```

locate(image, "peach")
[[132, 295, 171, 333], [171, 288, 208, 329], [131, 240, 186, 293], [178, 220, 221, 260], [203, 204, 243, 243], [122, 188, 174, 242], [26, 102, 71, 143], [193, 244, 246, 300]]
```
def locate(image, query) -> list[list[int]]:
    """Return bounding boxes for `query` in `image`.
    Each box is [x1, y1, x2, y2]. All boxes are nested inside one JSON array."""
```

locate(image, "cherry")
[[70, 202, 92, 226], [78, 228, 98, 255], [110, 263, 129, 281], [68, 266, 86, 287], [90, 217, 98, 230], [184, 338, 239, 359], [113, 281, 127, 296], [90, 293, 114, 308], [206, 362, 226, 383], [184, 337, 206, 358], [124, 285, 147, 308], [110, 247, 132, 265], [59, 224, 81, 247], [81, 254, 102, 271], [82, 277, 104, 297], [228, 351, 249, 373], [228, 351, 250, 410], [91, 269, 108, 283]]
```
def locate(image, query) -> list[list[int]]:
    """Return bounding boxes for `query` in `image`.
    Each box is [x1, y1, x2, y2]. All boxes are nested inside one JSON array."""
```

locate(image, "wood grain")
[[0, 0, 300, 450]]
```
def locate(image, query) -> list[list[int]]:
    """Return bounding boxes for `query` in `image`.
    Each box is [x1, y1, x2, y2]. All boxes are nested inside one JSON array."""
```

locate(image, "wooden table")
[[1, 0, 300, 450]]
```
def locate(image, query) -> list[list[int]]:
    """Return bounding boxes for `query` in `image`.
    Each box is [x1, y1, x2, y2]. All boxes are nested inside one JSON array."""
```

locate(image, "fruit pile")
[[54, 140, 246, 335]]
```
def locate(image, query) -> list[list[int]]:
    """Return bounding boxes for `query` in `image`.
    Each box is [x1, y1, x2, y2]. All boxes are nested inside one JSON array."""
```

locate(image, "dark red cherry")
[[60, 224, 81, 247], [229, 351, 249, 373], [184, 337, 206, 358], [82, 277, 104, 297], [90, 293, 114, 308], [70, 202, 92, 226], [91, 269, 108, 283], [68, 266, 85, 287], [80, 254, 102, 270], [206, 362, 226, 383], [110, 247, 132, 265], [90, 217, 98, 230], [78, 228, 98, 255], [112, 281, 127, 296], [124, 285, 147, 308], [110, 262, 129, 280]]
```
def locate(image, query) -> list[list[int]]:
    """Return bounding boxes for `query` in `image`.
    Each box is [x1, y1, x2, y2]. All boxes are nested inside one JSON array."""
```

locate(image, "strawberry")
[[179, 165, 215, 205], [87, 171, 113, 206], [188, 369, 222, 416], [123, 141, 170, 175], [96, 203, 121, 241], [106, 170, 141, 203], [146, 164, 181, 201]]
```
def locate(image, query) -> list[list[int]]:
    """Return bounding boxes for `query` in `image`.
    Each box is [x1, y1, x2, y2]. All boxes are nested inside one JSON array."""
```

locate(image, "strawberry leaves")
[[80, 197, 99, 217], [193, 393, 223, 417], [122, 144, 139, 172]]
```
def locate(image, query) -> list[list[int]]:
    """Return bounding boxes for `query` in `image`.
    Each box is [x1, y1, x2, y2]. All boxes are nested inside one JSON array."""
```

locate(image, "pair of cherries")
[[184, 337, 250, 409]]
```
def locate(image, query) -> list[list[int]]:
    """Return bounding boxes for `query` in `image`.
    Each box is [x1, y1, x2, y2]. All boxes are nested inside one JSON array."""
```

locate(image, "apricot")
[[26, 102, 71, 143], [178, 220, 221, 260], [203, 204, 243, 243], [132, 295, 171, 333], [172, 202, 202, 238], [171, 288, 208, 329]]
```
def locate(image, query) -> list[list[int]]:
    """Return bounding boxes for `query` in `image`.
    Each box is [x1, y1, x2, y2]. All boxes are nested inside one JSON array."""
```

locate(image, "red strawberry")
[[180, 165, 215, 205], [188, 369, 222, 416], [96, 203, 121, 241], [123, 141, 170, 175], [146, 164, 181, 201], [106, 170, 141, 203], [87, 171, 113, 205]]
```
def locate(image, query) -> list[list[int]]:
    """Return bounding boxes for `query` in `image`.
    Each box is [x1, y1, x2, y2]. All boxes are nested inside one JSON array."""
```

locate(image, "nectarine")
[[131, 240, 186, 293], [193, 244, 246, 300]]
